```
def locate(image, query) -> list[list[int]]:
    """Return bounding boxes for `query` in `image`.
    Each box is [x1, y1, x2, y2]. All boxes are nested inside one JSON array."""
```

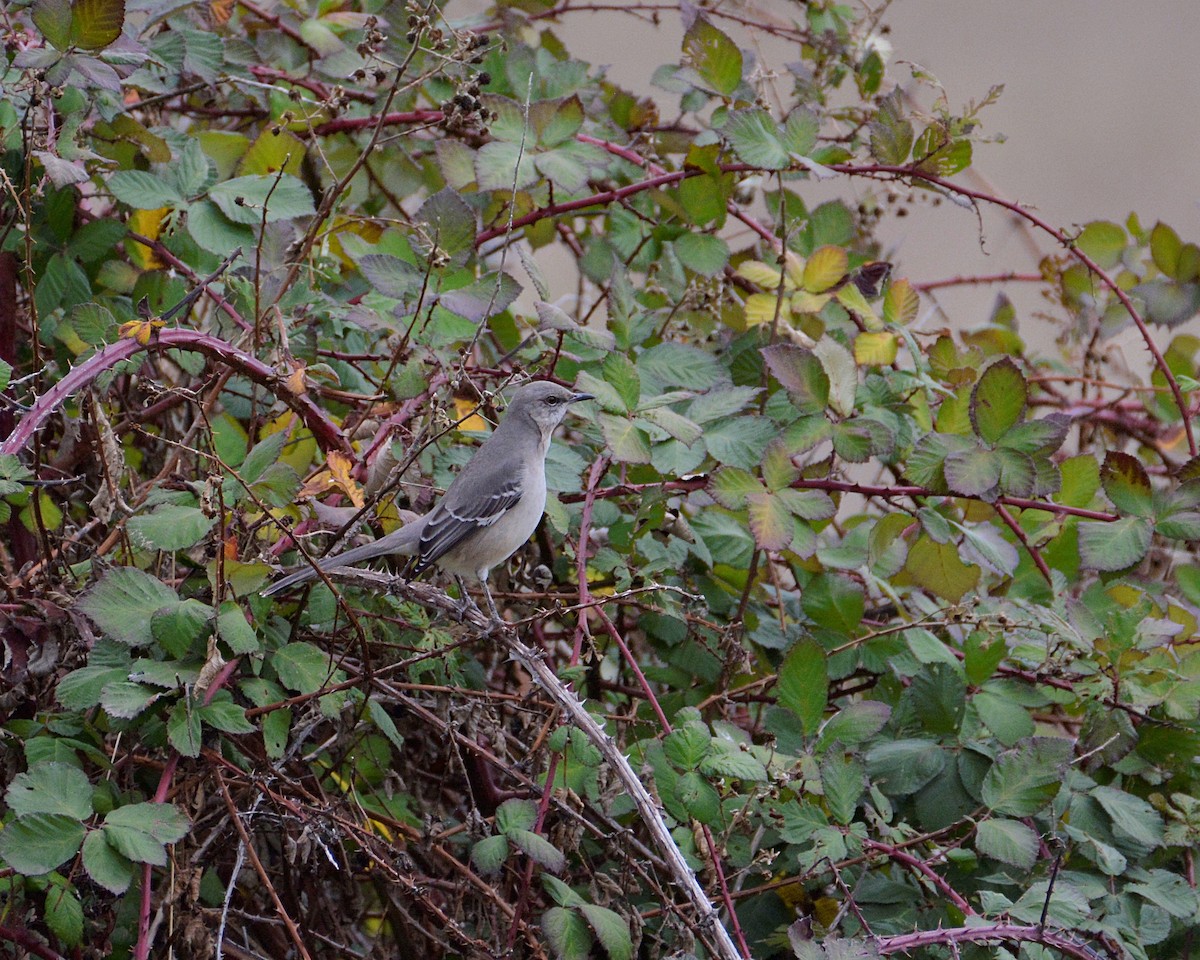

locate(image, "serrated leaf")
[[981, 738, 1070, 816], [508, 829, 567, 873], [813, 337, 857, 417], [1092, 785, 1163, 849], [853, 331, 898, 366], [699, 742, 768, 781], [598, 414, 652, 464], [128, 504, 214, 551], [664, 724, 711, 770], [971, 358, 1026, 444], [777, 640, 827, 735], [358, 253, 424, 300], [905, 535, 980, 602], [747, 490, 793, 551], [543, 906, 591, 960], [207, 174, 315, 224], [78, 567, 178, 647], [708, 467, 761, 510], [0, 814, 85, 875], [865, 739, 945, 796], [869, 91, 913, 165], [944, 448, 1002, 499], [803, 246, 848, 293], [103, 824, 165, 866], [272, 641, 336, 694], [674, 233, 729, 276], [579, 904, 633, 960], [106, 802, 189, 843], [601, 353, 640, 412], [167, 699, 202, 757], [217, 601, 259, 654], [471, 834, 509, 874], [1151, 222, 1183, 277], [44, 881, 84, 946], [675, 770, 720, 823], [817, 701, 891, 750], [724, 107, 788, 169], [82, 832, 133, 893], [976, 818, 1038, 870], [1078, 515, 1152, 571], [681, 16, 742, 96], [1100, 450, 1154, 516], [6, 762, 93, 820], [1076, 220, 1127, 269], [438, 272, 521, 323], [107, 170, 184, 209], [883, 277, 919, 325]]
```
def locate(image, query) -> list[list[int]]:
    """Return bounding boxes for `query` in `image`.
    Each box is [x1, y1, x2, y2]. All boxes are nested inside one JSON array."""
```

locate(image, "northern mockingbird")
[[262, 381, 594, 621]]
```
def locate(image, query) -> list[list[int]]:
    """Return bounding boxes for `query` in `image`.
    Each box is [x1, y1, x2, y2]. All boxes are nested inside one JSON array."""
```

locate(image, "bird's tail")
[[260, 521, 424, 597]]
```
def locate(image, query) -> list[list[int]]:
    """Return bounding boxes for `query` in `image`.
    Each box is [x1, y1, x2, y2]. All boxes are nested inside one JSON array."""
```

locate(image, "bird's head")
[[506, 381, 594, 435]]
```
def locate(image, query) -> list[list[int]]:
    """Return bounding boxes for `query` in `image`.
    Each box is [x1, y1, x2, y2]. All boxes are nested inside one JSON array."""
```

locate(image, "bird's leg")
[[451, 575, 480, 622], [480, 580, 504, 627]]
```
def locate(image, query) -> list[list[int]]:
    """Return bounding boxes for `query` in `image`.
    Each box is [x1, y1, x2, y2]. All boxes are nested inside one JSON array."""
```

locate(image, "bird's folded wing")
[[413, 475, 524, 574]]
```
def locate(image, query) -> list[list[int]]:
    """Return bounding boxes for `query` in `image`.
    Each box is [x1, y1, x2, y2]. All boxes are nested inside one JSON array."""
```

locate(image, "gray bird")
[[261, 381, 594, 621]]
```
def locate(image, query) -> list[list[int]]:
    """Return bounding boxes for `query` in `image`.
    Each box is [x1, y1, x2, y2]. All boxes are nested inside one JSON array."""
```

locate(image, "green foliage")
[[2, 0, 1199, 958]]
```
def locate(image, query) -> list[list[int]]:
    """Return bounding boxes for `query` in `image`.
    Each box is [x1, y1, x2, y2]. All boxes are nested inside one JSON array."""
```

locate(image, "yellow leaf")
[[790, 290, 831, 315], [327, 451, 365, 509], [127, 208, 168, 269], [802, 245, 848, 293], [883, 277, 920, 325], [734, 259, 784, 289], [454, 396, 489, 433], [118, 318, 164, 345], [782, 251, 807, 289], [284, 362, 307, 397], [854, 331, 899, 366], [835, 284, 881, 330], [743, 292, 788, 326]]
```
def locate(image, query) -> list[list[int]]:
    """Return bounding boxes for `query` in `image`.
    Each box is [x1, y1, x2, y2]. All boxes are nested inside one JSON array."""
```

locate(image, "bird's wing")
[[413, 453, 525, 575]]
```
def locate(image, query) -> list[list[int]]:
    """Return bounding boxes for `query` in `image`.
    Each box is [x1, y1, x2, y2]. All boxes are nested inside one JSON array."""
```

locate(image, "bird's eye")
[[544, 396, 560, 405]]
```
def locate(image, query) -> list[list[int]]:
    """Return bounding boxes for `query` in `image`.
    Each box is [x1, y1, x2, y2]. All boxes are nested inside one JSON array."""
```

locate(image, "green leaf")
[[496, 798, 537, 833], [675, 770, 721, 823], [44, 881, 84, 947], [777, 641, 827, 736], [601, 353, 640, 412], [975, 818, 1038, 870], [100, 681, 161, 719], [1092, 785, 1164, 849], [6, 762, 93, 820], [207, 175, 315, 224], [1128, 869, 1199, 919], [357, 254, 424, 300], [681, 16, 742, 96], [105, 802, 189, 844], [762, 344, 829, 413], [708, 467, 761, 510], [664, 723, 711, 770], [943, 448, 1002, 499], [438, 272, 522, 323], [801, 574, 864, 633], [699, 741, 768, 781], [543, 905, 591, 960], [470, 834, 509, 874], [272, 641, 336, 694], [103, 824, 166, 866], [1151, 222, 1183, 277], [813, 337, 857, 417], [724, 107, 788, 169], [1100, 451, 1153, 516], [865, 739, 945, 796], [167, 699, 202, 757], [78, 567, 178, 647], [128, 504, 214, 551], [217, 602, 259, 654], [817, 702, 891, 750], [747, 490, 793, 550], [200, 699, 255, 734], [905, 535, 980, 602], [579, 904, 633, 960], [981, 737, 1070, 816], [107, 170, 184, 209], [0, 814, 86, 875], [1076, 220, 1127, 270], [1078, 515, 1152, 571], [781, 108, 819, 158], [32, 0, 74, 49], [821, 755, 863, 826], [598, 414, 652, 464], [869, 91, 914, 165], [508, 828, 567, 872], [970, 358, 1026, 444], [674, 233, 729, 277]]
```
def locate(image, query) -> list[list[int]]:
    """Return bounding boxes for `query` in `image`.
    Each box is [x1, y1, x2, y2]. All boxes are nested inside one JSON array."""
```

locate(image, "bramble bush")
[[2, 1, 1200, 958]]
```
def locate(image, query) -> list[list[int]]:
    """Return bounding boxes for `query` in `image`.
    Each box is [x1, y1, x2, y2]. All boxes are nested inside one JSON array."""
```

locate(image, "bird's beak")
[[569, 392, 595, 403]]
